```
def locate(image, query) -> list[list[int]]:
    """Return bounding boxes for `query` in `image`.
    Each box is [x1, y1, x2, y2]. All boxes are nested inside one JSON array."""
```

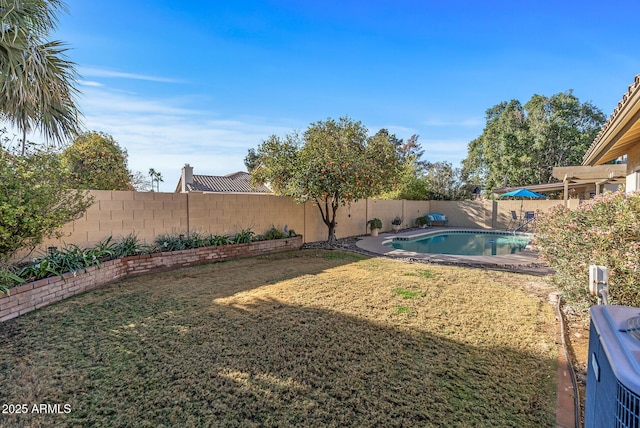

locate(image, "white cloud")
[[75, 87, 295, 191], [79, 80, 103, 87], [421, 138, 470, 167], [79, 66, 183, 84]]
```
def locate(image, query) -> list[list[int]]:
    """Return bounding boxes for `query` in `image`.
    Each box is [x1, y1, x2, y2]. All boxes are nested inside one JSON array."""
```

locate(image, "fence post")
[[491, 201, 498, 229]]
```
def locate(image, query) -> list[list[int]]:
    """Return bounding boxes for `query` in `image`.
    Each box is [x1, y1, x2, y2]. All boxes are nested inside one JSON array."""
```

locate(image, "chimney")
[[181, 163, 193, 192]]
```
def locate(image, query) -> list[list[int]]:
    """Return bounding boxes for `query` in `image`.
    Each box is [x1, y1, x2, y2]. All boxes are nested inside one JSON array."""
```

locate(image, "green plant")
[[367, 218, 382, 230], [403, 269, 435, 279], [391, 216, 403, 226], [113, 233, 146, 258], [392, 289, 422, 299], [183, 232, 208, 249], [0, 141, 93, 261], [535, 191, 640, 308], [415, 216, 430, 227], [0, 265, 24, 295], [234, 228, 255, 244], [288, 229, 297, 237], [155, 233, 186, 251], [19, 243, 100, 281], [90, 237, 117, 261], [265, 226, 286, 240], [394, 305, 411, 314], [208, 234, 232, 246]]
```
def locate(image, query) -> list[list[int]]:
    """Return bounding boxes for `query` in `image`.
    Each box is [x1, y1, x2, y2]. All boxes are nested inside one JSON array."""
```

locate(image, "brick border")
[[0, 236, 302, 322]]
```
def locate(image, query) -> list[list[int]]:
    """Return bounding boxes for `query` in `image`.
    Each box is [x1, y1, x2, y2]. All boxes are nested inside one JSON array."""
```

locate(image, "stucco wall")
[[625, 144, 640, 192]]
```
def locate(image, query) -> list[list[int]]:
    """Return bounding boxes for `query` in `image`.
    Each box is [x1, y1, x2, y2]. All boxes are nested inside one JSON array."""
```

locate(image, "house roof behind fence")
[[177, 171, 272, 193]]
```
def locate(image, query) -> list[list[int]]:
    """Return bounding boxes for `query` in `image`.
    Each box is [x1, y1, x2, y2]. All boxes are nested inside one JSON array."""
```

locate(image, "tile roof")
[[184, 172, 272, 193], [583, 74, 640, 165]]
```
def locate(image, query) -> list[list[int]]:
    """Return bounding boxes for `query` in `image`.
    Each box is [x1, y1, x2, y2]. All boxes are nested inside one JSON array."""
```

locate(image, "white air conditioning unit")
[[585, 305, 640, 427]]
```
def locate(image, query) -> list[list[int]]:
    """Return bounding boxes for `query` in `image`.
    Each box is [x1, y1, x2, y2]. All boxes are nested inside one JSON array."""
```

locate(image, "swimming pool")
[[387, 230, 531, 256]]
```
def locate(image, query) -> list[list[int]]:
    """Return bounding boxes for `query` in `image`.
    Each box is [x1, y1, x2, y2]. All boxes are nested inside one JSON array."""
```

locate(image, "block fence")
[[1, 235, 303, 323], [33, 190, 578, 256]]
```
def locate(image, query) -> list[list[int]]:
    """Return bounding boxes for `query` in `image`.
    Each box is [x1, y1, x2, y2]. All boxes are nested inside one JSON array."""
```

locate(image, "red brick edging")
[[0, 236, 302, 323]]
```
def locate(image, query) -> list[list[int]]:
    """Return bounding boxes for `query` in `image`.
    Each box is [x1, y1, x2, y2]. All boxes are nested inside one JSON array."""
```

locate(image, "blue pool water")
[[388, 231, 530, 256]]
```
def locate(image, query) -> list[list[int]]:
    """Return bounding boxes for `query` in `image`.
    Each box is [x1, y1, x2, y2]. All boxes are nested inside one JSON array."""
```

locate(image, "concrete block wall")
[[33, 190, 574, 255]]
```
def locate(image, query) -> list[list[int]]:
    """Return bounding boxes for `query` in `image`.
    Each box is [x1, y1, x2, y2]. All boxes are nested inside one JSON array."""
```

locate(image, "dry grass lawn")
[[0, 250, 558, 427]]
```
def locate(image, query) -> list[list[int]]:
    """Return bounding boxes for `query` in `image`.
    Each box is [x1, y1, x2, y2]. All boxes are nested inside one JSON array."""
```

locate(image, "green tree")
[[382, 135, 470, 201], [0, 136, 92, 261], [243, 148, 260, 173], [251, 117, 402, 245], [381, 134, 429, 200], [423, 162, 469, 200], [0, 0, 81, 155], [148, 168, 163, 192], [461, 91, 606, 193], [61, 131, 133, 190]]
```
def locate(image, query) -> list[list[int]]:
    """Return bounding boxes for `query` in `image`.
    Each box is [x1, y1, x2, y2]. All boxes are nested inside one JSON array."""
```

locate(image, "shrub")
[[535, 191, 640, 308], [155, 233, 187, 252], [415, 216, 430, 227], [19, 239, 116, 282], [367, 218, 382, 230], [265, 226, 286, 240], [234, 228, 255, 244], [0, 141, 93, 261], [207, 234, 232, 246], [113, 233, 153, 258]]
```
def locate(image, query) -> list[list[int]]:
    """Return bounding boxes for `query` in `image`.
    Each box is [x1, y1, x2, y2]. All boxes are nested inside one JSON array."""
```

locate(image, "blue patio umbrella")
[[500, 188, 547, 227], [499, 188, 547, 199]]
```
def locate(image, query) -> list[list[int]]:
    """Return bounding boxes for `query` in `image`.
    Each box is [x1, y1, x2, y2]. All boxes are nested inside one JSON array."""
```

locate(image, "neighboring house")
[[175, 164, 272, 193], [583, 74, 640, 193]]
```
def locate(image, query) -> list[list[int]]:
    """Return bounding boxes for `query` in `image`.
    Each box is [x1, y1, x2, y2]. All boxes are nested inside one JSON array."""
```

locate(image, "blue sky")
[[36, 0, 640, 190]]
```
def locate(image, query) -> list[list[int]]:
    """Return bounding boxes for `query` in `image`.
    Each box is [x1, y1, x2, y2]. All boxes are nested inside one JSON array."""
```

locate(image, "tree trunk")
[[327, 221, 337, 246], [315, 197, 339, 247], [21, 128, 27, 156]]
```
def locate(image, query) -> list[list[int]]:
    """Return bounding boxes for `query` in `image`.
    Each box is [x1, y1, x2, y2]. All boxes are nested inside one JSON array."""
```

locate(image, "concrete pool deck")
[[355, 227, 543, 267]]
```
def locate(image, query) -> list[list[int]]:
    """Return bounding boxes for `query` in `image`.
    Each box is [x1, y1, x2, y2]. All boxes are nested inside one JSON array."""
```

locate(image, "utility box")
[[585, 305, 640, 427]]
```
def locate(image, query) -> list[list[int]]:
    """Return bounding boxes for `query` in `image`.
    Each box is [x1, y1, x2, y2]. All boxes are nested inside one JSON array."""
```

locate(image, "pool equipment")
[[585, 305, 640, 427]]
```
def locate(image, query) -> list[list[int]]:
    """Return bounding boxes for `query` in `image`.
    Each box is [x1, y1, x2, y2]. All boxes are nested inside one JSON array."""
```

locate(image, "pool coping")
[[355, 227, 541, 267]]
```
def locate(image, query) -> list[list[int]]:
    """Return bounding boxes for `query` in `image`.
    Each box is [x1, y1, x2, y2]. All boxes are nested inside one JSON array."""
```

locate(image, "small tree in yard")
[[251, 117, 402, 245], [0, 139, 93, 261]]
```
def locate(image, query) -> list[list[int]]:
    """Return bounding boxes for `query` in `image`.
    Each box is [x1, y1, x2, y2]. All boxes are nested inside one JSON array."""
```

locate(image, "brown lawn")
[[0, 250, 558, 427]]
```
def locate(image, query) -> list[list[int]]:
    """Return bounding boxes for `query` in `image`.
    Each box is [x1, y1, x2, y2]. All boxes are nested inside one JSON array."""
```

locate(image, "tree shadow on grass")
[[0, 251, 556, 427]]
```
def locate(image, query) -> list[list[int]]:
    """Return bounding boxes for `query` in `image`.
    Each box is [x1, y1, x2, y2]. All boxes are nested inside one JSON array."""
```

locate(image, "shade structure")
[[499, 188, 547, 199]]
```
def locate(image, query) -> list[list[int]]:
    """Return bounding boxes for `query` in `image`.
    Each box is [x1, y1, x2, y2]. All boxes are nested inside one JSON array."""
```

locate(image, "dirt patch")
[[562, 306, 591, 426]]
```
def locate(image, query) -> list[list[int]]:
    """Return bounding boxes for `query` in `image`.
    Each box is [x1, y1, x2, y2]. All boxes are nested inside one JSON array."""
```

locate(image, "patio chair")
[[507, 210, 519, 230], [520, 211, 536, 232]]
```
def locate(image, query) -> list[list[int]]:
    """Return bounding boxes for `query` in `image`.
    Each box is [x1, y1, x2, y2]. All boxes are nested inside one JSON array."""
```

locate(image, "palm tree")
[[148, 168, 163, 192], [0, 0, 81, 155]]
